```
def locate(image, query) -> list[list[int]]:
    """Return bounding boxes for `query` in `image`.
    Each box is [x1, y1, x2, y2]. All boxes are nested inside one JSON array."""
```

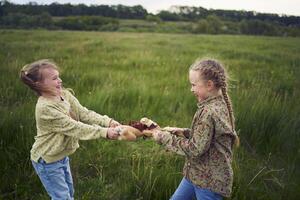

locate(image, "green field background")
[[0, 30, 299, 199]]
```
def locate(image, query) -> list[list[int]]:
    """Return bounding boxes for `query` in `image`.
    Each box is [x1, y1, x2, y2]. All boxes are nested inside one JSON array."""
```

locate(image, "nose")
[[58, 77, 62, 83]]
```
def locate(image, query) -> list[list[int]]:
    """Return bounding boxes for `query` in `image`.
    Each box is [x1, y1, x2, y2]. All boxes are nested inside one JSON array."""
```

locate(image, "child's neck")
[[207, 89, 221, 98], [199, 90, 221, 103], [41, 93, 61, 102]]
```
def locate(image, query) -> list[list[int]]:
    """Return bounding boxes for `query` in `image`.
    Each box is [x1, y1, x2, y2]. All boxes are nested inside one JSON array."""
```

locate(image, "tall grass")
[[0, 30, 299, 199]]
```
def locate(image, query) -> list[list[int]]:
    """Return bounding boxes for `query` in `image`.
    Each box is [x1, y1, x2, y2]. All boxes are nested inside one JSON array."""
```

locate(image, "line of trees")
[[158, 6, 300, 27], [0, 12, 119, 31], [0, 1, 299, 36], [190, 15, 299, 36], [0, 1, 148, 19]]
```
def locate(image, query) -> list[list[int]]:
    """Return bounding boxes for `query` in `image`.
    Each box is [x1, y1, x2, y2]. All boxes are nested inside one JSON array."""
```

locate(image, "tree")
[[239, 19, 280, 36], [206, 15, 223, 34], [157, 11, 181, 21], [192, 19, 209, 33], [146, 14, 161, 23]]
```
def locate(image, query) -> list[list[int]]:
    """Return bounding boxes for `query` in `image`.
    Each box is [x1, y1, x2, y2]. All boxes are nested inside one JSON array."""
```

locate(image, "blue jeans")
[[170, 178, 223, 200], [32, 156, 74, 200]]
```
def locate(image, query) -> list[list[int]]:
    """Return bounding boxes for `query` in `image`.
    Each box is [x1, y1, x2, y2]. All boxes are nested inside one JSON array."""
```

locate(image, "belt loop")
[[38, 157, 45, 164]]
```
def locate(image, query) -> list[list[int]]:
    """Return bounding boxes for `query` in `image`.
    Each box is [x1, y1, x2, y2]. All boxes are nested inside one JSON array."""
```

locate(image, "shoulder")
[[36, 97, 53, 110], [198, 106, 214, 123], [207, 100, 233, 134], [35, 98, 60, 118], [203, 99, 228, 122]]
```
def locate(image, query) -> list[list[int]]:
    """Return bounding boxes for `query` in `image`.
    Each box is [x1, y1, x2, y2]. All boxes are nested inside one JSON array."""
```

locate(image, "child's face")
[[41, 67, 62, 96], [189, 70, 210, 102]]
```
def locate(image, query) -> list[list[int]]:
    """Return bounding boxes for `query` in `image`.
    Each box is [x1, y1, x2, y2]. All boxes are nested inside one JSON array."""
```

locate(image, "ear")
[[206, 80, 215, 91], [35, 80, 42, 85]]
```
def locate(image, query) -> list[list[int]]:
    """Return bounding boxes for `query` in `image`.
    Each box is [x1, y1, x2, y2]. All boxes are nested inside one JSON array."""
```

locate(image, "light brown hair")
[[20, 59, 59, 96]]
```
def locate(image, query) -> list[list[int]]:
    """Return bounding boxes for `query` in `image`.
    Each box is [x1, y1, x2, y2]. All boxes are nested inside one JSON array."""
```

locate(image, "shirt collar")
[[197, 95, 223, 108]]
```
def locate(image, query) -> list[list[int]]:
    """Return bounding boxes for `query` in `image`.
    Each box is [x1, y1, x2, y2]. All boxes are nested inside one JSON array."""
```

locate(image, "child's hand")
[[109, 119, 121, 127], [117, 125, 142, 141], [142, 130, 154, 137], [162, 127, 186, 137], [107, 127, 120, 140], [162, 126, 182, 132]]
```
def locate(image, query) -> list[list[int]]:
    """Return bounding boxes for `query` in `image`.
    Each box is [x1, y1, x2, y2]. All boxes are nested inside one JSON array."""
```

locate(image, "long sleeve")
[[156, 111, 214, 158], [153, 96, 236, 198], [38, 104, 108, 140], [64, 90, 112, 127]]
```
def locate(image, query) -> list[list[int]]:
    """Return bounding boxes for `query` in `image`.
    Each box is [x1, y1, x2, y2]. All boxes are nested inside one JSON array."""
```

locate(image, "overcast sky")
[[10, 0, 300, 16]]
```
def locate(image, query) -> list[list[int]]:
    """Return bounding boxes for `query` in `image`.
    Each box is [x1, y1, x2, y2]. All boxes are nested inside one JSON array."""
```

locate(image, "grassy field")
[[0, 30, 299, 200]]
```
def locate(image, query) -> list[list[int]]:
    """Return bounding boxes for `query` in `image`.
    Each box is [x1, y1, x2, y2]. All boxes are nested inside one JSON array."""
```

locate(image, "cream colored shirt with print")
[[31, 89, 112, 163]]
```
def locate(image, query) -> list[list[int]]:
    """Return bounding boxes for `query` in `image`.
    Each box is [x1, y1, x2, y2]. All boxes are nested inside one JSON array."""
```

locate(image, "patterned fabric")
[[31, 89, 112, 163], [155, 95, 237, 197]]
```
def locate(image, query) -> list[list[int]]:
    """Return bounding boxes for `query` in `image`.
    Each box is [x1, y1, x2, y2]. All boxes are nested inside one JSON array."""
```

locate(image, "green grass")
[[0, 29, 299, 200]]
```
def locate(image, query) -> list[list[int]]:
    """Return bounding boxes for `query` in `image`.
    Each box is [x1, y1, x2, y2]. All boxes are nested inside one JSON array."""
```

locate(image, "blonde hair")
[[20, 59, 59, 96], [190, 58, 240, 147]]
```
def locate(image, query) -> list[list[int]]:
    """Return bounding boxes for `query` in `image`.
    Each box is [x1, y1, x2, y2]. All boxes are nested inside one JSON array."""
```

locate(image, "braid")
[[221, 85, 234, 130], [219, 72, 240, 147]]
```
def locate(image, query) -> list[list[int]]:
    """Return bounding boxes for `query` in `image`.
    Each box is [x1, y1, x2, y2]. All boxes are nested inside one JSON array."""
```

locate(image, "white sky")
[[10, 0, 300, 16]]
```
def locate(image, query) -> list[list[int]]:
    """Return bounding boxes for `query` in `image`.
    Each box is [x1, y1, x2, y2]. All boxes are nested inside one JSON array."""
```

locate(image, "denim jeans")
[[32, 156, 74, 200], [170, 178, 223, 200]]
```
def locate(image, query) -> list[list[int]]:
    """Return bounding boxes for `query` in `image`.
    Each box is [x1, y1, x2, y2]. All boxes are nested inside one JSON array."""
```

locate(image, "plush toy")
[[118, 117, 187, 141], [129, 117, 159, 137], [116, 125, 143, 141], [117, 118, 159, 141], [133, 118, 188, 138]]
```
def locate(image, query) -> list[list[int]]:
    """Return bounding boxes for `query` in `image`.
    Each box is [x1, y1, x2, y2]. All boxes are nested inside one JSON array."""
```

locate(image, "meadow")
[[0, 30, 299, 200]]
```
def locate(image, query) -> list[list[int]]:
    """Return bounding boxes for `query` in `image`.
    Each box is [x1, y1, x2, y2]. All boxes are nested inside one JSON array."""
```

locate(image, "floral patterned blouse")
[[154, 95, 237, 197]]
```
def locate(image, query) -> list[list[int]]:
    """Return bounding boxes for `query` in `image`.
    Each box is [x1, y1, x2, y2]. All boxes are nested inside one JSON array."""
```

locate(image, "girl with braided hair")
[[151, 58, 239, 200]]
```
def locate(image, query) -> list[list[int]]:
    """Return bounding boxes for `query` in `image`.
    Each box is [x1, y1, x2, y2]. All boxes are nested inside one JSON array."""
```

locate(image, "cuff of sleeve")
[[183, 128, 190, 138], [99, 127, 109, 138], [103, 116, 112, 127]]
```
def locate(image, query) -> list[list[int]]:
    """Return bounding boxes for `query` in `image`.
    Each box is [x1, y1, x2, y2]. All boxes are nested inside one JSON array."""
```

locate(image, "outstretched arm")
[[152, 113, 214, 158], [162, 127, 191, 138], [64, 90, 120, 127], [39, 104, 119, 140]]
